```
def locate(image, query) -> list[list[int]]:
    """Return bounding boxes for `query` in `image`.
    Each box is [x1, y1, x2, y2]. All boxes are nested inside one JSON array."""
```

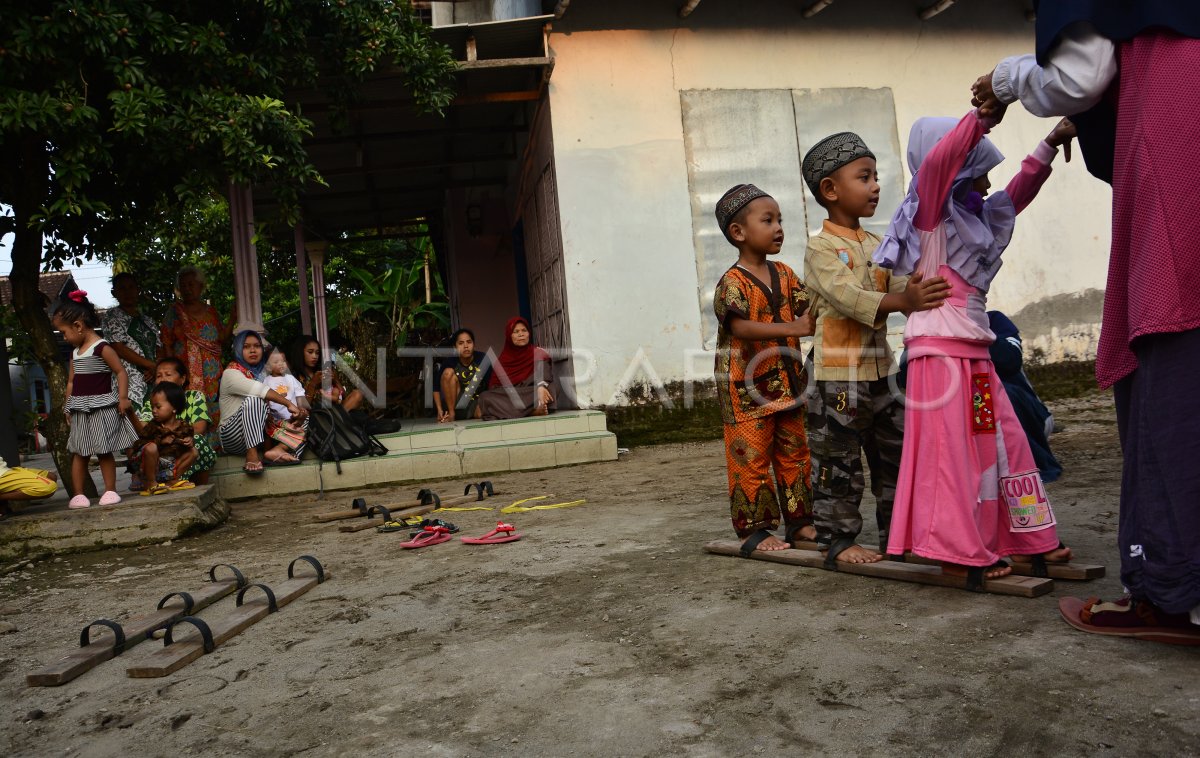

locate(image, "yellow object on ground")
[[0, 467, 57, 499], [499, 499, 586, 514]]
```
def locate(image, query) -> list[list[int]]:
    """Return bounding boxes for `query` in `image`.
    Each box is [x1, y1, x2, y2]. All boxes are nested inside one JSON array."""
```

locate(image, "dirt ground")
[[1, 392, 1197, 757]]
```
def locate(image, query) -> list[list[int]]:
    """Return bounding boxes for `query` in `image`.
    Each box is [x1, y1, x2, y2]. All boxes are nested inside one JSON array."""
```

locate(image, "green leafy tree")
[[0, 1, 456, 491]]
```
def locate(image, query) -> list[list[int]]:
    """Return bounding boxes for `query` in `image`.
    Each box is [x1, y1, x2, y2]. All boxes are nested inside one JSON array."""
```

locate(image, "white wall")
[[547, 2, 1111, 406]]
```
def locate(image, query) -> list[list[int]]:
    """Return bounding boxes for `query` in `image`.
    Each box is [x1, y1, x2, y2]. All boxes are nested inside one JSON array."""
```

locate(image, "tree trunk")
[[8, 135, 97, 498]]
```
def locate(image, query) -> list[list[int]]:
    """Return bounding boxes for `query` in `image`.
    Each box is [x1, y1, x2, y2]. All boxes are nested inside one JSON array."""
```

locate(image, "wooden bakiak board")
[[26, 564, 248, 687], [126, 556, 328, 678], [704, 540, 1053, 597], [788, 539, 1104, 581]]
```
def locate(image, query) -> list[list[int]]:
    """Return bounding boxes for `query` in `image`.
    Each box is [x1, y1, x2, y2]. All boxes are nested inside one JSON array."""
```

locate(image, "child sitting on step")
[[133, 357, 217, 486], [129, 382, 198, 496]]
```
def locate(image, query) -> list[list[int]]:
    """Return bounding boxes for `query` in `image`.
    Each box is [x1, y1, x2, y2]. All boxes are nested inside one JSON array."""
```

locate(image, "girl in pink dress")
[[874, 108, 1074, 589]]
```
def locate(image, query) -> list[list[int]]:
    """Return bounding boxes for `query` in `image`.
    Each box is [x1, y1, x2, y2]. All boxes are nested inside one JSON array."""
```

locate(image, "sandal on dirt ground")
[[242, 461, 264, 476], [461, 521, 522, 544], [413, 518, 458, 534], [398, 525, 453, 549], [1059, 596, 1200, 646], [139, 483, 170, 497], [376, 516, 425, 533]]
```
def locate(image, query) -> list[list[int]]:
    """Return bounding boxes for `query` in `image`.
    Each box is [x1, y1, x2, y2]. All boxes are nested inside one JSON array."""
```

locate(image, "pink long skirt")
[[887, 347, 1061, 566]]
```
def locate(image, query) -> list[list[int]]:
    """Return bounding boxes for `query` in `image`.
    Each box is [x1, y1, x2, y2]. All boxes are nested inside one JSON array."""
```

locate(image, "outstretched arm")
[[1003, 118, 1075, 214], [913, 110, 992, 232], [981, 23, 1116, 117]]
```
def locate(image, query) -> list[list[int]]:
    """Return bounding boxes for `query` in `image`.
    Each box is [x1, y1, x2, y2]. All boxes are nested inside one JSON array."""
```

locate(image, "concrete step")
[[209, 410, 618, 502], [0, 485, 229, 561], [211, 410, 610, 473]]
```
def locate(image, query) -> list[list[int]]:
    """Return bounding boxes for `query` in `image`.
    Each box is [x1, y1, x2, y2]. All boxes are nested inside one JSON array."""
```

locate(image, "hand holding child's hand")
[[1046, 117, 1076, 162], [902, 271, 952, 314], [118, 398, 132, 415], [970, 71, 1008, 125]]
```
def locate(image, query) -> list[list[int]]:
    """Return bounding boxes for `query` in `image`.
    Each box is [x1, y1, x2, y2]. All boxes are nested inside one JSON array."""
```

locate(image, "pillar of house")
[[308, 240, 331, 359], [229, 181, 265, 334], [294, 224, 313, 336]]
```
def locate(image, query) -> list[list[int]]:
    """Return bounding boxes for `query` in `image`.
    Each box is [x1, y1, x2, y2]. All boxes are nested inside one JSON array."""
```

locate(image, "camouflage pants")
[[808, 378, 903, 545], [723, 408, 813, 538]]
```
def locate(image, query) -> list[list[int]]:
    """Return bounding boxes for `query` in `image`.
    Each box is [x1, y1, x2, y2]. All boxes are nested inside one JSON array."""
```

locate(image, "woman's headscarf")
[[231, 329, 269, 381], [488, 317, 550, 388], [873, 116, 1016, 292]]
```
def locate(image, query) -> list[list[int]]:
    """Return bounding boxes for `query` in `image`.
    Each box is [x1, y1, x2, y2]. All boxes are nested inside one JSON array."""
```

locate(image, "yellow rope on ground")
[[433, 495, 554, 513], [431, 506, 496, 512], [499, 499, 586, 514], [505, 495, 550, 508]]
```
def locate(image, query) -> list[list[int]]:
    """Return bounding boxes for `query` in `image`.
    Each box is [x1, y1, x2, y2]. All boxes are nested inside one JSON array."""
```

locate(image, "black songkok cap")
[[715, 184, 772, 244], [802, 132, 875, 196]]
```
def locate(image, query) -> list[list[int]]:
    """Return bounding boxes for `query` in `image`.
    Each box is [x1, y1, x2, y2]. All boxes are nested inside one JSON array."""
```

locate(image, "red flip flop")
[[1059, 596, 1200, 646], [461, 521, 522, 545], [399, 525, 453, 549]]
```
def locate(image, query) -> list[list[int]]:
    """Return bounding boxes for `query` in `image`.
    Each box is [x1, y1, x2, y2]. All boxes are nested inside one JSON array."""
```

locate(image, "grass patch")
[[605, 400, 724, 448], [605, 360, 1102, 448], [1024, 360, 1103, 402]]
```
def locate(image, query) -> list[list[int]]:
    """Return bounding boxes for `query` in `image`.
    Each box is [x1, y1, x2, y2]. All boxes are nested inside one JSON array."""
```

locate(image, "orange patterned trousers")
[[723, 408, 813, 538]]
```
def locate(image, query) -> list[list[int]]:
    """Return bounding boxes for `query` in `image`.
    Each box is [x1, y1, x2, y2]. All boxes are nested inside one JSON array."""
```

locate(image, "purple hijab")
[[874, 117, 1017, 293]]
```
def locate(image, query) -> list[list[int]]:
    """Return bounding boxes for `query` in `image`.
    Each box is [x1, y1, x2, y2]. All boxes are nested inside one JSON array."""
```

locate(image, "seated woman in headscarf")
[[218, 330, 309, 475], [475, 317, 555, 420], [987, 311, 1063, 483]]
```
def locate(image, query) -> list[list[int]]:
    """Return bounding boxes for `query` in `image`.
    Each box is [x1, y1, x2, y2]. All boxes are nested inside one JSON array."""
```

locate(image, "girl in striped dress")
[[52, 291, 139, 509]]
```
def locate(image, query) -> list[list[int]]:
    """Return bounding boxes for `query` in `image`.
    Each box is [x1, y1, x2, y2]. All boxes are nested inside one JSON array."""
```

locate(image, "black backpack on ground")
[[308, 405, 388, 493]]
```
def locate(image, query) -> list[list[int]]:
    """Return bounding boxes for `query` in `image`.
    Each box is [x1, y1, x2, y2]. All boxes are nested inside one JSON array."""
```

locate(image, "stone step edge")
[[373, 409, 606, 441], [208, 430, 618, 478]]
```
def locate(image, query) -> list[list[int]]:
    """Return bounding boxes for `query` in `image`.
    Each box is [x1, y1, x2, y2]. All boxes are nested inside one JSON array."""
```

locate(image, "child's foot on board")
[[942, 561, 1012, 580], [744, 533, 790, 552], [790, 524, 817, 543], [1012, 543, 1073, 566], [834, 544, 884, 564]]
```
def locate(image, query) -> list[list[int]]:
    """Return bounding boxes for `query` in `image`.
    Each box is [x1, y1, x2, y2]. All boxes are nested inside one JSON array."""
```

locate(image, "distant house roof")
[[0, 271, 77, 310]]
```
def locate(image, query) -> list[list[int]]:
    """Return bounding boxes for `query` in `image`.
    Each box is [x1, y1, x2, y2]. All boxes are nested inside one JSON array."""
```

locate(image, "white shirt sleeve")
[[220, 368, 269, 400], [992, 22, 1117, 117]]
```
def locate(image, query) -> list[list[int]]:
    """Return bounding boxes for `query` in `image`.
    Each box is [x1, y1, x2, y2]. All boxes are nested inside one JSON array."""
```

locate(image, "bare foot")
[[744, 533, 789, 552], [45, 471, 59, 483], [942, 562, 1012, 579], [835, 544, 883, 564], [789, 524, 817, 543], [263, 447, 299, 464], [1012, 544, 1073, 565]]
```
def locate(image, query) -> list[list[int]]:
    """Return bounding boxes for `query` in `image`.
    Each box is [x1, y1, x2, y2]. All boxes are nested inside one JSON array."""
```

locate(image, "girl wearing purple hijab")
[[874, 109, 1075, 590]]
